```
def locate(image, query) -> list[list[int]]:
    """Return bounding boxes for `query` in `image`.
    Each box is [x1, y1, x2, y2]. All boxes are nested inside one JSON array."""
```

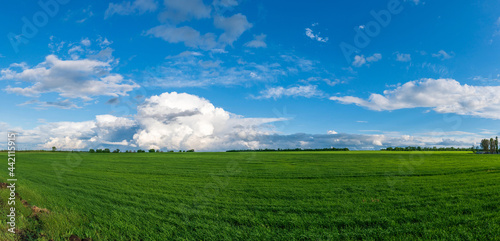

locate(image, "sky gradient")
[[1, 0, 500, 151]]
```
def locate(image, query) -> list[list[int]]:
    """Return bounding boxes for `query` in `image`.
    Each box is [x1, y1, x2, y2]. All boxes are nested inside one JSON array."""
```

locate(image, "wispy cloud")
[[352, 53, 382, 67], [214, 13, 253, 45], [105, 0, 158, 19], [19, 99, 81, 109], [245, 34, 267, 48], [395, 53, 411, 62], [305, 24, 328, 43], [253, 85, 324, 99], [158, 0, 211, 23], [432, 50, 454, 60]]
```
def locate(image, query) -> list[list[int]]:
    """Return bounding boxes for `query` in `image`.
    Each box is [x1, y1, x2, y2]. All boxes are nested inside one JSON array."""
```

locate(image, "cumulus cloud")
[[254, 85, 323, 99], [330, 78, 500, 119], [1, 55, 139, 101], [305, 27, 328, 42], [133, 92, 285, 150], [2, 92, 283, 151], [105, 0, 158, 19], [352, 53, 381, 67], [432, 50, 454, 60], [245, 34, 267, 48]]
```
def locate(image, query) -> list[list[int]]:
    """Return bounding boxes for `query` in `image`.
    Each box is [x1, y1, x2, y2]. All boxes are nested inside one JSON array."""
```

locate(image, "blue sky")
[[1, 0, 500, 151]]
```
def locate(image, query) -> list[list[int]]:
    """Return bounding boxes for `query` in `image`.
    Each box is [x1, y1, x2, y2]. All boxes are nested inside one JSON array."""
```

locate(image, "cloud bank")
[[1, 91, 483, 151], [331, 78, 500, 119]]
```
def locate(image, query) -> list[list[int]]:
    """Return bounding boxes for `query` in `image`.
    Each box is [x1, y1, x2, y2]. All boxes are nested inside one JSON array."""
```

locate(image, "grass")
[[1, 151, 500, 240]]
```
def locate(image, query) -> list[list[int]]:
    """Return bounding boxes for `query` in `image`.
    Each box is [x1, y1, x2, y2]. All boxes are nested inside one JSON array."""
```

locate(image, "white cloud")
[[330, 78, 500, 119], [254, 85, 323, 99], [432, 50, 454, 60], [245, 34, 267, 48], [158, 0, 211, 23], [214, 13, 253, 45], [352, 53, 381, 67], [396, 53, 411, 62], [81, 38, 91, 47], [366, 53, 382, 62], [105, 0, 158, 19], [327, 130, 338, 134], [1, 55, 139, 101], [305, 28, 328, 43], [133, 92, 284, 150]]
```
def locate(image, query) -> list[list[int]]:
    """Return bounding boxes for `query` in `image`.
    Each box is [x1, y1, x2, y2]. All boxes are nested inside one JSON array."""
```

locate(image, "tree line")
[[478, 137, 498, 154], [382, 146, 474, 151], [88, 149, 195, 153], [226, 147, 350, 152]]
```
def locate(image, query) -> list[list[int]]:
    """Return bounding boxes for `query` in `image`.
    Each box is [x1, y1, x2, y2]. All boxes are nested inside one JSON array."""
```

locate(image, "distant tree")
[[149, 149, 156, 153], [495, 136, 498, 154], [113, 149, 120, 153], [481, 139, 490, 152], [187, 149, 195, 152], [490, 138, 496, 154], [89, 149, 95, 153], [472, 145, 476, 154], [137, 149, 145, 153], [52, 146, 56, 152], [104, 148, 111, 153]]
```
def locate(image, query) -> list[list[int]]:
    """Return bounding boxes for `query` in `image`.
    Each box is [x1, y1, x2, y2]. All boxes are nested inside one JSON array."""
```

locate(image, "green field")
[[1, 151, 500, 240]]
